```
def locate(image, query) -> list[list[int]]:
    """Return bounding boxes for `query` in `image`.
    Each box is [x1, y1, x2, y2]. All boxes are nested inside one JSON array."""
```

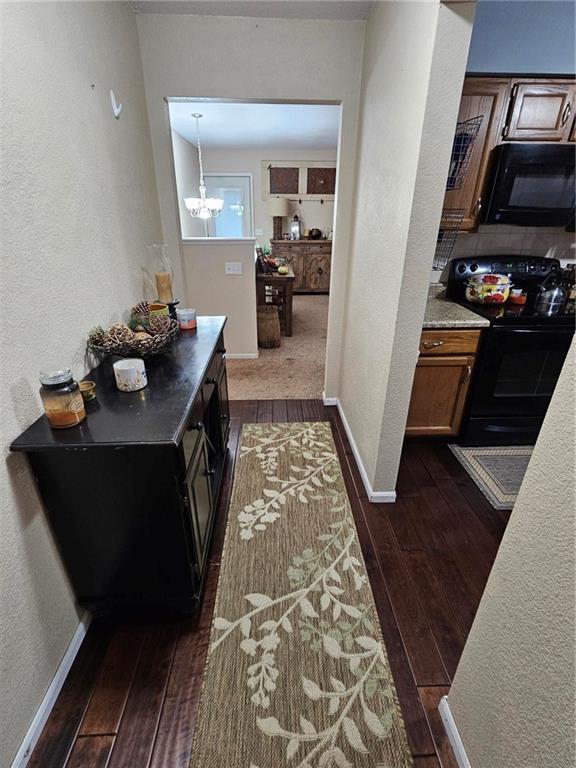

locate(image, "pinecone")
[[131, 300, 150, 317], [148, 315, 172, 336], [88, 326, 107, 346]]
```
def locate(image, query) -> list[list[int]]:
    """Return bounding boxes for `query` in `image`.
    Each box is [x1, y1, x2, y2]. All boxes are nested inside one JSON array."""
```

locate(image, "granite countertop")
[[423, 284, 490, 329]]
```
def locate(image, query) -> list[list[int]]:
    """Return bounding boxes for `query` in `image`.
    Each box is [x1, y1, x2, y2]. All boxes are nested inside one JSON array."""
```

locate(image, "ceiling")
[[129, 1, 373, 21], [168, 101, 341, 149]]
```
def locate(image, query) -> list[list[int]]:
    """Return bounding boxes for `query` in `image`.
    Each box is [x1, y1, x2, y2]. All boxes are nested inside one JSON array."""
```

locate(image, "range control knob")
[[529, 263, 537, 271], [470, 263, 478, 272], [457, 263, 466, 274], [540, 264, 547, 271]]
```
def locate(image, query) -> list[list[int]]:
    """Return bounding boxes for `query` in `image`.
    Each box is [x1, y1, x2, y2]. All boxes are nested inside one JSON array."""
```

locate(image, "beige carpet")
[[190, 422, 413, 768], [227, 294, 328, 399]]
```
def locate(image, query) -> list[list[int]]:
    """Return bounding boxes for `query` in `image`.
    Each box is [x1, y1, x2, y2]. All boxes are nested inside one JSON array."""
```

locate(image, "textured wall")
[[0, 3, 162, 764], [448, 340, 576, 768], [468, 1, 575, 74], [181, 242, 258, 356], [338, 1, 474, 491], [171, 129, 203, 239], [136, 13, 365, 398]]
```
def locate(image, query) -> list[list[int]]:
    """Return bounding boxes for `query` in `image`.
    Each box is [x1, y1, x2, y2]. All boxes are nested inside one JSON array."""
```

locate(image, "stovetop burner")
[[444, 254, 576, 327], [453, 296, 576, 326]]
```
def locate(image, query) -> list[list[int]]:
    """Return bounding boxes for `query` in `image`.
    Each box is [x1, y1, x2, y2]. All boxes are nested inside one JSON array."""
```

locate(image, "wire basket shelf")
[[433, 209, 465, 271], [445, 115, 483, 191]]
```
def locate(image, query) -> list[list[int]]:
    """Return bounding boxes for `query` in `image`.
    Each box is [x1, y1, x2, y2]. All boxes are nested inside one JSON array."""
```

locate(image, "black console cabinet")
[[10, 317, 229, 614]]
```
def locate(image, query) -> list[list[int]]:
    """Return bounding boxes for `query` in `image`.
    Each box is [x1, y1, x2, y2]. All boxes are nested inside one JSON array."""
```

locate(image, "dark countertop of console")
[[10, 316, 226, 452]]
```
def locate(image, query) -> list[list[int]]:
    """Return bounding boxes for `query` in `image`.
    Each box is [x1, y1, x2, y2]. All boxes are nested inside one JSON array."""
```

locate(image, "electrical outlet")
[[225, 262, 243, 275], [255, 228, 264, 236]]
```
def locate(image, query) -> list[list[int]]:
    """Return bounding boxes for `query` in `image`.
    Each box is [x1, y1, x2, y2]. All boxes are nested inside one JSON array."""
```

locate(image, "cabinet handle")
[[561, 101, 572, 127], [473, 197, 482, 218], [465, 365, 472, 382], [422, 340, 444, 349], [217, 347, 226, 354], [206, 377, 218, 385], [189, 420, 203, 431], [204, 468, 216, 477], [221, 414, 228, 421]]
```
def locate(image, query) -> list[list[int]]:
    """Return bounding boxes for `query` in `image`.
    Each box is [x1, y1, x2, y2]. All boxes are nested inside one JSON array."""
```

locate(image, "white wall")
[[171, 129, 203, 239], [181, 242, 258, 357], [468, 0, 575, 74], [447, 340, 575, 768], [136, 12, 365, 397], [338, 1, 475, 492], [0, 3, 162, 764], [201, 146, 337, 244]]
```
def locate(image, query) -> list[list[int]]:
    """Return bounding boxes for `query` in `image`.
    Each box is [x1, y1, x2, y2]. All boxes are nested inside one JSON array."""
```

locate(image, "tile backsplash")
[[451, 225, 575, 261], [431, 225, 575, 282]]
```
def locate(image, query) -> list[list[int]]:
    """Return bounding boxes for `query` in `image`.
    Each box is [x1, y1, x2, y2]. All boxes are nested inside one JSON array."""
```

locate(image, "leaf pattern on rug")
[[212, 516, 364, 709], [193, 422, 412, 768], [237, 424, 338, 540]]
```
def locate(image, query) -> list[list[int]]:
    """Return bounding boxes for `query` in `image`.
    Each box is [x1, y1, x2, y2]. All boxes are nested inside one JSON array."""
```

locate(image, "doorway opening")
[[167, 99, 341, 400]]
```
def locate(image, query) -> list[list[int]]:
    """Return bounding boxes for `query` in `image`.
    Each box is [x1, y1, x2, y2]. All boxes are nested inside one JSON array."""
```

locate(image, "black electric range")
[[443, 255, 575, 445]]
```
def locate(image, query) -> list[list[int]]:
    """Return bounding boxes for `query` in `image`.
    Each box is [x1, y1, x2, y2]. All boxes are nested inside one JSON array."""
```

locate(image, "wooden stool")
[[257, 305, 281, 348]]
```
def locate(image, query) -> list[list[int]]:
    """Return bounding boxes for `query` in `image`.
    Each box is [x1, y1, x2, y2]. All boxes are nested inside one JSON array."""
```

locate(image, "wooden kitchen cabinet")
[[406, 329, 481, 437], [443, 78, 510, 231], [503, 81, 576, 141], [270, 240, 332, 293], [305, 247, 331, 292]]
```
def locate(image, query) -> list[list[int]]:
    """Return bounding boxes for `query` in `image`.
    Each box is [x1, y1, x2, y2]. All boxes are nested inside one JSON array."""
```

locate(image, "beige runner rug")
[[190, 422, 413, 768]]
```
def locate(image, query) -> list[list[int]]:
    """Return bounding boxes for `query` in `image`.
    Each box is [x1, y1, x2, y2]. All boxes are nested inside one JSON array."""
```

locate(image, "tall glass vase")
[[147, 244, 174, 304]]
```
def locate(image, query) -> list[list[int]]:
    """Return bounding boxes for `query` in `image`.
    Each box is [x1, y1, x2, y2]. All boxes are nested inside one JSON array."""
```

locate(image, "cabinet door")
[[406, 355, 474, 437], [184, 431, 213, 571], [217, 361, 230, 454], [568, 114, 576, 143], [305, 249, 331, 292], [443, 78, 510, 231], [284, 250, 305, 291], [504, 82, 575, 141]]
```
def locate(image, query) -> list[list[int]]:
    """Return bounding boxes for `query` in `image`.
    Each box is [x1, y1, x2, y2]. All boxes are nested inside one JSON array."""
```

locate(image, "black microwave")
[[482, 143, 575, 227]]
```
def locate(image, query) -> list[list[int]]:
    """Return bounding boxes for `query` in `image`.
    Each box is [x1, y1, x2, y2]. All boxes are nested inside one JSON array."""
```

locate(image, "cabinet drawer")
[[420, 329, 480, 356]]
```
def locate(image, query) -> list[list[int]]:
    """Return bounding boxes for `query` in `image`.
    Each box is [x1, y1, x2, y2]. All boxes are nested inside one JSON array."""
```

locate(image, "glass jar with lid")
[[39, 368, 86, 429]]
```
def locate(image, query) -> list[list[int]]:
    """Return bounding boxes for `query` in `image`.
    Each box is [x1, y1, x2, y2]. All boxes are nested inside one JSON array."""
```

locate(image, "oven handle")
[[494, 327, 574, 334], [486, 424, 541, 433]]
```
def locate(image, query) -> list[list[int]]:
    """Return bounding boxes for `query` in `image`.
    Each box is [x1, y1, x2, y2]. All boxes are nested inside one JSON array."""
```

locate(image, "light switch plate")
[[255, 228, 264, 236], [225, 261, 243, 275]]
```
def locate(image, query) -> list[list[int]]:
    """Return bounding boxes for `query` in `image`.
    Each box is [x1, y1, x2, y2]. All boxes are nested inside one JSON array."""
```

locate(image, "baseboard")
[[226, 352, 259, 359], [438, 695, 472, 768], [323, 397, 396, 504], [11, 611, 92, 768]]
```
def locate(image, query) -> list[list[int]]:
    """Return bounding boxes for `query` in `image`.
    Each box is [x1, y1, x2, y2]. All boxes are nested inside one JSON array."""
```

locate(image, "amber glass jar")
[[39, 368, 86, 428]]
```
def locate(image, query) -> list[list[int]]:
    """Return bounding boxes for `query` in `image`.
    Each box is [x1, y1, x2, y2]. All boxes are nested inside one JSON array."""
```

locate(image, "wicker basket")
[[88, 319, 179, 358]]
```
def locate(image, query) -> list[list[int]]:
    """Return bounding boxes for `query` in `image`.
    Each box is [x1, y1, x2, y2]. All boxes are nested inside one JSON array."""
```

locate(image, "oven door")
[[469, 326, 573, 418]]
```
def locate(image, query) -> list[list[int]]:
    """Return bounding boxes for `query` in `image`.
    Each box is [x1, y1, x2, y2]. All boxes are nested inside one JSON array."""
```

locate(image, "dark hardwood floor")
[[28, 400, 509, 768]]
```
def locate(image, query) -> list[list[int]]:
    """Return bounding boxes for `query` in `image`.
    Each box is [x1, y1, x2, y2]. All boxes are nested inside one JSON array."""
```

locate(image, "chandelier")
[[184, 113, 224, 219]]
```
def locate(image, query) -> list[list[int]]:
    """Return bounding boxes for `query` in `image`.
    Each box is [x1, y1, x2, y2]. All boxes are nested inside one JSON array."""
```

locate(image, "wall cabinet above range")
[[443, 75, 576, 231], [503, 81, 576, 142]]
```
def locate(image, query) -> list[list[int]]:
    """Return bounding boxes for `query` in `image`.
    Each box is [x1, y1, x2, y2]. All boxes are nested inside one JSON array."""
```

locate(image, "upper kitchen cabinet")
[[443, 78, 510, 231], [503, 81, 576, 141]]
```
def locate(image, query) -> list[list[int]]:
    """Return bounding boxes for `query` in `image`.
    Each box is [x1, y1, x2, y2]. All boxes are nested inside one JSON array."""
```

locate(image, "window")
[[203, 174, 254, 238]]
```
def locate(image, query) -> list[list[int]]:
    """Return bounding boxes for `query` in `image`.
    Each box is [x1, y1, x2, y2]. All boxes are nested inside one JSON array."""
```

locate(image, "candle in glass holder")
[[155, 271, 173, 303]]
